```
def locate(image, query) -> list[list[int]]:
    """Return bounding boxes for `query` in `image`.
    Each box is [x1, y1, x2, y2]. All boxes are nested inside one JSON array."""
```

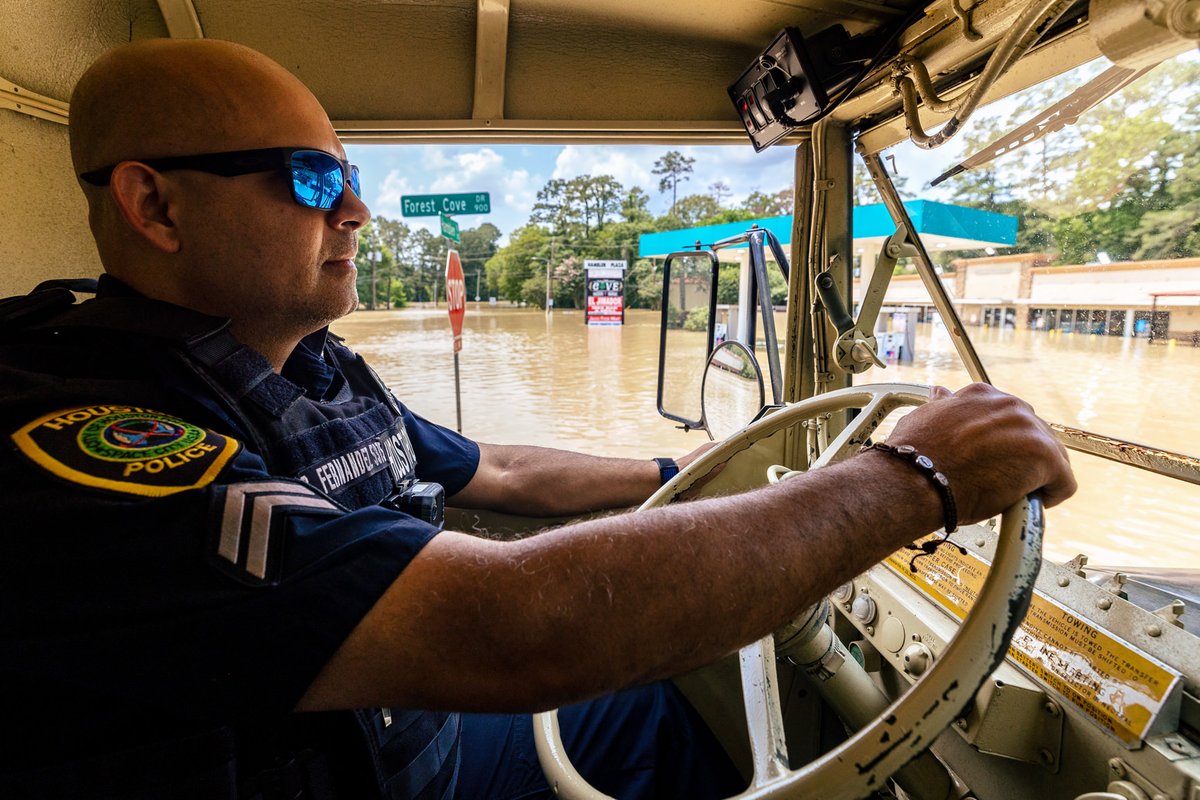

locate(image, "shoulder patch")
[[11, 405, 240, 497]]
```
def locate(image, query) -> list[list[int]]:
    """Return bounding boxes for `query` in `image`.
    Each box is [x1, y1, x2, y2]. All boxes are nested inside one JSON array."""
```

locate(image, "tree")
[[586, 176, 625, 229], [652, 150, 695, 217], [375, 217, 414, 307], [531, 178, 574, 234], [853, 159, 909, 205], [709, 181, 731, 208], [532, 175, 627, 238], [485, 224, 552, 303], [624, 258, 661, 309], [672, 194, 720, 227], [621, 187, 653, 223], [459, 222, 502, 296], [356, 220, 397, 310], [409, 228, 449, 303], [938, 57, 1200, 263], [742, 188, 792, 217]]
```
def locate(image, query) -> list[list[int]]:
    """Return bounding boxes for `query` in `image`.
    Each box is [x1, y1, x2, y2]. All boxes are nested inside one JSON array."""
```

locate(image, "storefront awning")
[[638, 199, 1017, 258]]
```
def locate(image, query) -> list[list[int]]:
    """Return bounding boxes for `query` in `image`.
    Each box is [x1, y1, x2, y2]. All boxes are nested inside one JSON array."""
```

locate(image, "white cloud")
[[429, 147, 505, 192], [552, 146, 654, 191], [373, 171, 415, 218], [502, 168, 537, 220]]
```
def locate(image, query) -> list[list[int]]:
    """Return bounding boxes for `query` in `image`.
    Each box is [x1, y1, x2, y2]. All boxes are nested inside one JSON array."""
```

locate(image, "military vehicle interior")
[[2, 1, 1198, 798]]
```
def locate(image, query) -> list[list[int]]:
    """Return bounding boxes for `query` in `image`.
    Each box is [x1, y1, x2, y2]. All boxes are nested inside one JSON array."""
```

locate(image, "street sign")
[[446, 250, 466, 352], [401, 192, 491, 217], [439, 212, 460, 243]]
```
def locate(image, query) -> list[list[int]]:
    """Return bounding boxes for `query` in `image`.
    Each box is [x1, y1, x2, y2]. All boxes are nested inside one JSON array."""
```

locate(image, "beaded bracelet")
[[860, 442, 958, 533]]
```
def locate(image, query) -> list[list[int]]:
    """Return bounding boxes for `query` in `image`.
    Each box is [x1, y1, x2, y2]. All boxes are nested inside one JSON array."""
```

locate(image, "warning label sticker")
[[885, 537, 1181, 746]]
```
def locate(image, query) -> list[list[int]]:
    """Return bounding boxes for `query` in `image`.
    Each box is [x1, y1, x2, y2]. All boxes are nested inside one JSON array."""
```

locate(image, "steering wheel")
[[534, 383, 1043, 800]]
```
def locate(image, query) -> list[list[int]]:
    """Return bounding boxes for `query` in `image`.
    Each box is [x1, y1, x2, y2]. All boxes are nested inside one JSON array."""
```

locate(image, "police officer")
[[0, 38, 1076, 799]]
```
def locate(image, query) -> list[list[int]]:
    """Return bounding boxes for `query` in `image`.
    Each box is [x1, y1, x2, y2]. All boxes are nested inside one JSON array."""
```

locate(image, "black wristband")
[[860, 442, 958, 533], [653, 457, 680, 486]]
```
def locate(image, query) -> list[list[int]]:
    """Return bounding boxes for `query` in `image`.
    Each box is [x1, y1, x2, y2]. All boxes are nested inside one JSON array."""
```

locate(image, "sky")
[[344, 139, 968, 246]]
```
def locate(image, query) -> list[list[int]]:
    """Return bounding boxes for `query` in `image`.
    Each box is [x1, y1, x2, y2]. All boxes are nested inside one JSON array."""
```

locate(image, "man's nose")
[[332, 179, 371, 229]]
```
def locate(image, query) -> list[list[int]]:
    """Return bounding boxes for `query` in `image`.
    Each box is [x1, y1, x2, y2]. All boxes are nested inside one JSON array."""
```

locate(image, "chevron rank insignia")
[[209, 480, 343, 585], [12, 405, 240, 497]]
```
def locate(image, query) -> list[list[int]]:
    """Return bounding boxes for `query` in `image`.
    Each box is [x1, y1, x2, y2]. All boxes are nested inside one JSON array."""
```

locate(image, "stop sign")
[[445, 249, 466, 352]]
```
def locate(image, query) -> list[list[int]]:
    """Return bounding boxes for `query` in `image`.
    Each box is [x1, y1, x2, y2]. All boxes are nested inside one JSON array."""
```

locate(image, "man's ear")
[[108, 162, 183, 254]]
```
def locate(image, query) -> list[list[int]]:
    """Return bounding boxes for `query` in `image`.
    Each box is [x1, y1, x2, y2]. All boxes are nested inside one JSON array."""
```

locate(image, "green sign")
[[401, 192, 491, 217], [439, 213, 460, 243]]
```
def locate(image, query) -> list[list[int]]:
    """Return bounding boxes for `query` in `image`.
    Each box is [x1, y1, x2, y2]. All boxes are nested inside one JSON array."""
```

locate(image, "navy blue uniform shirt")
[[0, 284, 480, 785]]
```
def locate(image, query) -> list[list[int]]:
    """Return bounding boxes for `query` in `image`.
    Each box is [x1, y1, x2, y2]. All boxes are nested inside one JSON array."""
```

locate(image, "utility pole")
[[546, 237, 557, 314], [369, 227, 379, 310]]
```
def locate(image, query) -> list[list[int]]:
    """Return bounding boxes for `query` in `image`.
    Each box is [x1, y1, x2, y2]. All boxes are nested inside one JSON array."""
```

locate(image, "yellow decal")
[[12, 405, 240, 497], [886, 537, 1181, 746]]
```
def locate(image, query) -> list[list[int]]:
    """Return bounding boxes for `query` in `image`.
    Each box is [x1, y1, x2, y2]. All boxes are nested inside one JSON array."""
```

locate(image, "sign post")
[[583, 260, 627, 325], [445, 250, 467, 432]]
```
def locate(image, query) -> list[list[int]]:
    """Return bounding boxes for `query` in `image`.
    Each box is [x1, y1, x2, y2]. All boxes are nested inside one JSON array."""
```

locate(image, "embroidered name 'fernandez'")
[[12, 405, 240, 497], [303, 425, 417, 495], [314, 440, 390, 493]]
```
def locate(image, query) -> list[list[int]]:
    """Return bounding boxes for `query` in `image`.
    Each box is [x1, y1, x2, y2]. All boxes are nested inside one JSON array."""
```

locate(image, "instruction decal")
[[886, 536, 1181, 746]]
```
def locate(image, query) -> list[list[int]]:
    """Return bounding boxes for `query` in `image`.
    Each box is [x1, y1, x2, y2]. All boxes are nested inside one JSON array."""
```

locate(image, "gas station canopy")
[[638, 199, 1017, 258]]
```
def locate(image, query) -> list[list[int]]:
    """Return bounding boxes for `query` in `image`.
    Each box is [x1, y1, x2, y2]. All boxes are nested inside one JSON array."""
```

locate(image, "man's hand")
[[674, 440, 725, 499], [675, 440, 719, 471], [883, 383, 1077, 526]]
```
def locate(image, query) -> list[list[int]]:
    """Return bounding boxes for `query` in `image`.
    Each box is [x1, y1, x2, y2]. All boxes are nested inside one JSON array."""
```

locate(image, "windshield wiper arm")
[[930, 63, 1157, 187]]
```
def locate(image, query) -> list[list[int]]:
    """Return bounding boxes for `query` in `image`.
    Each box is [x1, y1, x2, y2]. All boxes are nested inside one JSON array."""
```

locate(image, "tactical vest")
[[0, 279, 461, 800]]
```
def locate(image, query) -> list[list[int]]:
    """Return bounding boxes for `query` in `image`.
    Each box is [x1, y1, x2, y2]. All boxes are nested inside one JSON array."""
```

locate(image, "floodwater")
[[332, 305, 1200, 569]]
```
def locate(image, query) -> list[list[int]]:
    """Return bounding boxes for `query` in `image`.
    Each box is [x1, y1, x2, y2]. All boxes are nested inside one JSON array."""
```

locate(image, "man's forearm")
[[298, 384, 1076, 714], [449, 443, 664, 516], [301, 448, 943, 713]]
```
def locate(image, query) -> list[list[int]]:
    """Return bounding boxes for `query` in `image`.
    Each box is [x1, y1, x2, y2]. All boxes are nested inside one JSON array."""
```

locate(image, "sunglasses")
[[79, 147, 362, 210]]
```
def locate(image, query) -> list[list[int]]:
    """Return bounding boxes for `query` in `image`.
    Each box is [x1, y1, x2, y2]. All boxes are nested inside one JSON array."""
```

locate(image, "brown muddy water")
[[333, 305, 1200, 569]]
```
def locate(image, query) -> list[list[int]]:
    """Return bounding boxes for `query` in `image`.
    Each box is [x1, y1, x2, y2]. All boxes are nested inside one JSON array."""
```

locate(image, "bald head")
[[64, 39, 368, 365], [70, 38, 333, 181]]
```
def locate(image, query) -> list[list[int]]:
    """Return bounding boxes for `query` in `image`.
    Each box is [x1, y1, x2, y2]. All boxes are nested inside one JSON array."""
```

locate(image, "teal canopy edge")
[[638, 200, 1017, 258]]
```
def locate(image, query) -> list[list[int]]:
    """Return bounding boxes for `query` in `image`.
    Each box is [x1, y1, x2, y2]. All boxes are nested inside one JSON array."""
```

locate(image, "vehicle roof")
[[3, 0, 1098, 148]]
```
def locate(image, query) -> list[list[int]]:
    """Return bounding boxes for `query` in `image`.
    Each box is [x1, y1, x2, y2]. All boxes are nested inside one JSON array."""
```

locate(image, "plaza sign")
[[401, 192, 491, 217], [584, 260, 626, 326]]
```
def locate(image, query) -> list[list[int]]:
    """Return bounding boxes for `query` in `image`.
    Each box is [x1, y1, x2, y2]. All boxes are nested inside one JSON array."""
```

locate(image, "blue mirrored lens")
[[350, 165, 361, 198], [291, 151, 344, 210]]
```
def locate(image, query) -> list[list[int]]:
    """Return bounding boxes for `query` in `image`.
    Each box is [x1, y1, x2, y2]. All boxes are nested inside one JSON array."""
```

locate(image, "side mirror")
[[656, 250, 720, 430], [655, 228, 788, 431], [701, 341, 766, 440]]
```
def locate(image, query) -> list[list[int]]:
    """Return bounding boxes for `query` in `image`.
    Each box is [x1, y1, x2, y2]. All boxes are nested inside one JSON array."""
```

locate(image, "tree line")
[[928, 56, 1200, 264], [356, 150, 795, 310]]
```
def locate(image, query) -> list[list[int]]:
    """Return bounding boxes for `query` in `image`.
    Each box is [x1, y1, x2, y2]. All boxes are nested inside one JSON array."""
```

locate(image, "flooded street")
[[333, 306, 1200, 569]]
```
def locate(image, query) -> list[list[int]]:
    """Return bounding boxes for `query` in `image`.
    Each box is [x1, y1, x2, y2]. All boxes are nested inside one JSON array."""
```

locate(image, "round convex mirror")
[[700, 341, 766, 441]]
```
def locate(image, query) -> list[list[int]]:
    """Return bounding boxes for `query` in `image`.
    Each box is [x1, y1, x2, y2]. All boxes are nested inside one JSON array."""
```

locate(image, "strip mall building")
[[872, 254, 1200, 342], [639, 204, 1200, 343]]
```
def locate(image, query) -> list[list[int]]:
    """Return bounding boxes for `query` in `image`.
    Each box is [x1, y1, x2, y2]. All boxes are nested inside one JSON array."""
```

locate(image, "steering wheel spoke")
[[739, 637, 791, 789], [809, 391, 904, 470]]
